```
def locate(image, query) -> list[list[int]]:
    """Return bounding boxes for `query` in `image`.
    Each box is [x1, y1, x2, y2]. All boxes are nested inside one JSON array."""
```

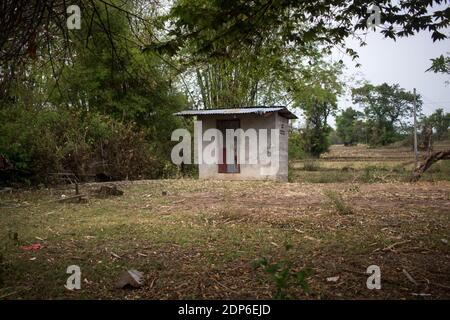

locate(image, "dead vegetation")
[[0, 178, 449, 300], [411, 149, 450, 182], [291, 142, 450, 184], [0, 144, 449, 300]]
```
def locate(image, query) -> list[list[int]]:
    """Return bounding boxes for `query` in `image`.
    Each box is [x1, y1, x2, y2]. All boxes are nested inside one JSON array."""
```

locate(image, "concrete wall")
[[197, 112, 289, 181]]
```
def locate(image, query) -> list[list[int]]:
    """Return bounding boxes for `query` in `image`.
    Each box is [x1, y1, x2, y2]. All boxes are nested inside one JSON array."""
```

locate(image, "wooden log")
[[410, 149, 450, 182]]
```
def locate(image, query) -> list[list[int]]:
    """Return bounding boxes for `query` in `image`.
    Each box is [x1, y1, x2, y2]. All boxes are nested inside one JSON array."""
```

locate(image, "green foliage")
[[291, 59, 343, 157], [427, 53, 450, 85], [252, 243, 311, 299], [162, 0, 449, 64], [173, 1, 336, 109], [352, 83, 420, 146], [288, 129, 305, 160], [328, 128, 343, 145], [0, 1, 187, 184], [0, 107, 166, 183], [427, 53, 450, 75], [299, 121, 332, 158], [422, 108, 450, 141], [336, 107, 366, 146]]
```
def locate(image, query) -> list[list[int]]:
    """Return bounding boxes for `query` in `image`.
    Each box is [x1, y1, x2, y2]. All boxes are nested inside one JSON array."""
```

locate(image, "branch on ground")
[[410, 149, 450, 182]]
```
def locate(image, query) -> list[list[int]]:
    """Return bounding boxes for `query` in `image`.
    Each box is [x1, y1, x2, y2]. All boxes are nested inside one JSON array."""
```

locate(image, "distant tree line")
[[334, 83, 449, 148]]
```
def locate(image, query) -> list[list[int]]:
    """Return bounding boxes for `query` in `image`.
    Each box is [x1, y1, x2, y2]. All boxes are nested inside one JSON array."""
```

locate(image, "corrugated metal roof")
[[173, 106, 297, 119]]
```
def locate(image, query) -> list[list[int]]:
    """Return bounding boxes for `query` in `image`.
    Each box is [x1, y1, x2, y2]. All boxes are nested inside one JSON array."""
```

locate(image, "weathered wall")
[[275, 113, 289, 181], [197, 112, 289, 181]]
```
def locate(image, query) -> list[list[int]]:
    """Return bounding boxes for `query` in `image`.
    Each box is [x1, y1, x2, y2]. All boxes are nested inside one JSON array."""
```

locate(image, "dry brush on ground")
[[0, 179, 449, 299]]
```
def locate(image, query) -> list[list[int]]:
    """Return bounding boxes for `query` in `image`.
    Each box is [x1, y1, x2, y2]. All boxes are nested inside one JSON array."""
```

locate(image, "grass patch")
[[324, 190, 354, 215], [302, 159, 321, 171]]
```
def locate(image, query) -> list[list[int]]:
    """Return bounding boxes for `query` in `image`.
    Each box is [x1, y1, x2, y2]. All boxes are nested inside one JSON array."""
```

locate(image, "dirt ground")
[[1, 179, 449, 299]]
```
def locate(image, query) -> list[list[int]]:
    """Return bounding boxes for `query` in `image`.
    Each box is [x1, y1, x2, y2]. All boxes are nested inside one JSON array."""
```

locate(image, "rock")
[[441, 239, 448, 244], [326, 276, 340, 282], [115, 270, 144, 289]]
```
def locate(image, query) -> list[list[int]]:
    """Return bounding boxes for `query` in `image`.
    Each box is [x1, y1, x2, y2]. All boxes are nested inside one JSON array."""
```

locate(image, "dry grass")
[[290, 143, 450, 183], [1, 179, 449, 300]]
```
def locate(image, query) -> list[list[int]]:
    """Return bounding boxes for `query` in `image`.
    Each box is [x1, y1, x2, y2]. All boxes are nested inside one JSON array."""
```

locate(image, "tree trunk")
[[410, 149, 450, 182]]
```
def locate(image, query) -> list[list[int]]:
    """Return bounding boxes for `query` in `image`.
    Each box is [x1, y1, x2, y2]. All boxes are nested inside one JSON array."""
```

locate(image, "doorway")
[[216, 119, 240, 173]]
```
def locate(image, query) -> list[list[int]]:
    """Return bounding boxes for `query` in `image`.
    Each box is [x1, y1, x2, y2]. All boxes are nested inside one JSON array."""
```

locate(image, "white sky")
[[330, 28, 450, 126]]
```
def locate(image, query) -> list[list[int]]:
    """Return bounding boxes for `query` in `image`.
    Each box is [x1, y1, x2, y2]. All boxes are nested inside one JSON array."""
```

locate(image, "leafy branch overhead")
[[427, 53, 450, 81], [155, 0, 450, 61]]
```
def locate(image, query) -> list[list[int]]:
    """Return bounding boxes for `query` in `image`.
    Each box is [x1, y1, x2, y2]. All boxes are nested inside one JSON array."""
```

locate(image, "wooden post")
[[413, 88, 418, 168]]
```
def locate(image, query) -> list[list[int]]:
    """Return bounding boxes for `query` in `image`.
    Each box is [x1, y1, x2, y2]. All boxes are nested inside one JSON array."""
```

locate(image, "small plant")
[[251, 242, 311, 299], [324, 190, 353, 215]]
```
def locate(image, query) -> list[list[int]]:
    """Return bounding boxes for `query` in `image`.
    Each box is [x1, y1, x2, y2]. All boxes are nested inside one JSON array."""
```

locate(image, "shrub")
[[0, 107, 164, 184]]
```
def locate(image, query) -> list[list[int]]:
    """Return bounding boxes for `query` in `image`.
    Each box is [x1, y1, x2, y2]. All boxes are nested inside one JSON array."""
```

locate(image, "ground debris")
[[20, 243, 42, 251], [93, 185, 124, 197], [326, 276, 340, 282], [115, 270, 144, 289], [402, 269, 419, 286], [57, 194, 88, 203]]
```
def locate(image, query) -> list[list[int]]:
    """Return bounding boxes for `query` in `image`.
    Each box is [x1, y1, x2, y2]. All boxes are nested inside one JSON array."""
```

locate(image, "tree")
[[352, 83, 421, 146], [328, 128, 343, 145], [336, 107, 365, 146], [172, 0, 327, 109], [188, 33, 295, 108], [299, 101, 335, 157], [291, 59, 344, 157], [0, 0, 188, 182], [411, 149, 450, 182], [428, 108, 450, 140], [159, 0, 449, 63]]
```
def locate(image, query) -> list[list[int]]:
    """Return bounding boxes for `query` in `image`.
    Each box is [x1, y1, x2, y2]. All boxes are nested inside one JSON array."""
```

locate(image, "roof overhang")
[[173, 106, 297, 119]]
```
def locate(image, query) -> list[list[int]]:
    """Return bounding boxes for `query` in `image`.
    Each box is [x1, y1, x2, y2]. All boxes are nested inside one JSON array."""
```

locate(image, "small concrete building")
[[174, 106, 297, 181]]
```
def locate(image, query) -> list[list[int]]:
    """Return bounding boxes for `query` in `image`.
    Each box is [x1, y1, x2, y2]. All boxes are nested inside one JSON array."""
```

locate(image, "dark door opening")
[[217, 119, 240, 173]]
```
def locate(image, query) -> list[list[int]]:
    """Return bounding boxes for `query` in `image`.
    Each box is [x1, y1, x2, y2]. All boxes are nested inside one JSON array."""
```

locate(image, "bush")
[[0, 107, 165, 184]]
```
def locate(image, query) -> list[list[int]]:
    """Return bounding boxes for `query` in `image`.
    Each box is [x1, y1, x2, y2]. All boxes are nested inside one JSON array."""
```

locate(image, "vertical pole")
[[413, 88, 418, 168]]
